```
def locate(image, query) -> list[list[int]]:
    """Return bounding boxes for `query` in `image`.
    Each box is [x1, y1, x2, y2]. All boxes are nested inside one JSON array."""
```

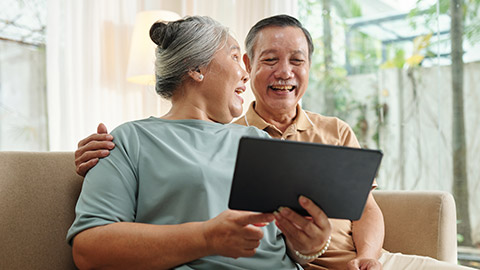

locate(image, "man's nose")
[[274, 60, 294, 79]]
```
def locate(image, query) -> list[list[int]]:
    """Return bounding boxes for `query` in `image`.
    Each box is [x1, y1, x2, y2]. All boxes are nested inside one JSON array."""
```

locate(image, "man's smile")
[[270, 85, 295, 92]]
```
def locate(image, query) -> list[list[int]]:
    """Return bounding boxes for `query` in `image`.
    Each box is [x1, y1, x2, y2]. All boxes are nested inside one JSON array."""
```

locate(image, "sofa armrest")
[[373, 190, 457, 263]]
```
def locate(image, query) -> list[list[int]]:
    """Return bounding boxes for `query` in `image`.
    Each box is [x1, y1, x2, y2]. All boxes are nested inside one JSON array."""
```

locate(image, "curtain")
[[46, 0, 298, 150]]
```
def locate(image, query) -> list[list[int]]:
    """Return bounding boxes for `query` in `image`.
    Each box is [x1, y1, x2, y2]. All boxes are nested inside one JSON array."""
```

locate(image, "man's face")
[[244, 26, 310, 115]]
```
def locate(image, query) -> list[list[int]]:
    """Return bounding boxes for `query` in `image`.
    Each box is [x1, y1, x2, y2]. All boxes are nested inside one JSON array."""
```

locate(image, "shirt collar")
[[244, 102, 313, 131]]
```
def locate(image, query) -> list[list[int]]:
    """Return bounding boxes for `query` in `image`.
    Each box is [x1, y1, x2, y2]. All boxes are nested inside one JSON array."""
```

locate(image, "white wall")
[[347, 62, 480, 238]]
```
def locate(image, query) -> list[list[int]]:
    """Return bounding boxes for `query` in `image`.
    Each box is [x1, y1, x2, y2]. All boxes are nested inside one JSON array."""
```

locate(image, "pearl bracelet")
[[294, 235, 331, 260]]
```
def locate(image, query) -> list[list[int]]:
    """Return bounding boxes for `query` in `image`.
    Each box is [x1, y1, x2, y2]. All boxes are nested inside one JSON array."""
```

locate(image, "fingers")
[[75, 140, 114, 163], [347, 259, 360, 270], [76, 135, 115, 159], [235, 212, 272, 241], [81, 140, 115, 153], [238, 239, 261, 258], [274, 196, 332, 254], [97, 123, 108, 134], [298, 196, 330, 229], [274, 207, 313, 248], [274, 196, 329, 236], [236, 211, 275, 227], [203, 210, 271, 259], [239, 248, 257, 258], [75, 130, 115, 177], [76, 157, 99, 177], [347, 258, 382, 270], [241, 225, 265, 241], [77, 133, 114, 148], [243, 239, 261, 250], [75, 146, 112, 177], [76, 149, 110, 165], [235, 216, 266, 257]]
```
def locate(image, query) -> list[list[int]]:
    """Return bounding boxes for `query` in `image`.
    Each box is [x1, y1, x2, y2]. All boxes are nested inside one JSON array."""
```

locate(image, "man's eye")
[[291, 59, 305, 66], [262, 58, 277, 64], [232, 55, 239, 61]]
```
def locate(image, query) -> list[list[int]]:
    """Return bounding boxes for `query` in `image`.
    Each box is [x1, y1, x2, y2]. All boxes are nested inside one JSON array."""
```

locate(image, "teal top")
[[67, 117, 301, 270]]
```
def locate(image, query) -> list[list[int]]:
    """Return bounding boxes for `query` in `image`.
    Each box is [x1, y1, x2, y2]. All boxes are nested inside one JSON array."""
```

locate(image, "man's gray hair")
[[149, 16, 229, 99], [245, 14, 314, 62]]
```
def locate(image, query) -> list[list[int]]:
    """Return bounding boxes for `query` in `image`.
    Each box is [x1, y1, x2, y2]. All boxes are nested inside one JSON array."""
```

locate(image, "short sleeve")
[[338, 120, 377, 188], [338, 120, 360, 149], [66, 123, 140, 244]]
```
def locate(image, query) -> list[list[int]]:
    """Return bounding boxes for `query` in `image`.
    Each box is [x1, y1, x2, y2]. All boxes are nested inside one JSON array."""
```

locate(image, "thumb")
[[97, 123, 108, 134], [236, 212, 274, 226]]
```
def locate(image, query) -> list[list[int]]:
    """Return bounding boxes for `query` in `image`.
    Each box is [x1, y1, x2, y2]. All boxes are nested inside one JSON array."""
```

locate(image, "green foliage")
[[348, 32, 383, 74], [381, 48, 406, 69], [457, 220, 465, 243], [331, 0, 363, 18], [381, 33, 433, 70], [465, 18, 480, 44], [409, 0, 480, 44], [458, 234, 465, 243]]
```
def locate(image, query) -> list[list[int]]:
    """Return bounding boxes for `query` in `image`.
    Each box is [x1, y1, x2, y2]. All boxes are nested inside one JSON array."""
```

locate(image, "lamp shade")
[[126, 10, 181, 85]]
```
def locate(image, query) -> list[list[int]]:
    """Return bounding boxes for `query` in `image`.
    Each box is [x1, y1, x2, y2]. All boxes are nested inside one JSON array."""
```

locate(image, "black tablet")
[[228, 137, 383, 220]]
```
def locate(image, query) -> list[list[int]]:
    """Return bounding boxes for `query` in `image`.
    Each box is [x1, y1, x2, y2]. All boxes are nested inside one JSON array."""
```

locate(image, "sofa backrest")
[[0, 151, 458, 268], [0, 152, 83, 270]]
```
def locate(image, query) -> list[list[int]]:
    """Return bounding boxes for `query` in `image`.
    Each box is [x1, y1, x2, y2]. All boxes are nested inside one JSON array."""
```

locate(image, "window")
[[299, 0, 480, 267], [0, 0, 47, 150]]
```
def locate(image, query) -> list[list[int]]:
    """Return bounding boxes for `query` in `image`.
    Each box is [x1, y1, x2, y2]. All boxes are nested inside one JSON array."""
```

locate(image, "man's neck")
[[253, 103, 298, 133]]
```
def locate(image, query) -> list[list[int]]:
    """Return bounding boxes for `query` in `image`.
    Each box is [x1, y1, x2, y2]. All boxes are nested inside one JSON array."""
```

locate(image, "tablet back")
[[228, 137, 383, 220]]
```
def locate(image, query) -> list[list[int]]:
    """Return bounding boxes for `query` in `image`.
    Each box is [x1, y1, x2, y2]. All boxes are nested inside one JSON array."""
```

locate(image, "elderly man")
[[74, 14, 473, 270], [235, 14, 383, 270]]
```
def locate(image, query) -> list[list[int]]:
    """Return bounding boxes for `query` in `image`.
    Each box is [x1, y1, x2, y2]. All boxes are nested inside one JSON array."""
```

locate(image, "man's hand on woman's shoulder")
[[75, 123, 115, 177]]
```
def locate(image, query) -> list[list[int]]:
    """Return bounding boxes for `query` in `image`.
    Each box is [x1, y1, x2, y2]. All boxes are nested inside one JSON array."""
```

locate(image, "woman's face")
[[201, 36, 249, 123]]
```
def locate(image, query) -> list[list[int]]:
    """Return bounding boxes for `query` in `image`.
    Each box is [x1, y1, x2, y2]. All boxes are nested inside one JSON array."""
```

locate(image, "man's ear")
[[243, 54, 252, 73]]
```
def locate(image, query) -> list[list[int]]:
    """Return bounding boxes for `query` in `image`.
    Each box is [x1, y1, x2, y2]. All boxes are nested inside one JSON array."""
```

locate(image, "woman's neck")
[[161, 100, 211, 121]]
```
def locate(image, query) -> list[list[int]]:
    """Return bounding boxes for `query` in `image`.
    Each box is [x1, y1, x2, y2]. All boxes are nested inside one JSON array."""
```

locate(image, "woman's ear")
[[188, 69, 204, 82]]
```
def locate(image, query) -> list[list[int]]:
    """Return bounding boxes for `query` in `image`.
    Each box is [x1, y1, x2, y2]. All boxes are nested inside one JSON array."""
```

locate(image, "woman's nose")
[[241, 69, 249, 83]]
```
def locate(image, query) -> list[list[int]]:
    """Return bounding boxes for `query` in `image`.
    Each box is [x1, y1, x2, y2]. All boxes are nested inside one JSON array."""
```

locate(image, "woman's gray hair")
[[149, 16, 229, 99]]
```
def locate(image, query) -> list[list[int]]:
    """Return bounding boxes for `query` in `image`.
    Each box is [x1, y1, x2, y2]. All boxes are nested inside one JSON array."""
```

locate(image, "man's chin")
[[266, 98, 297, 110]]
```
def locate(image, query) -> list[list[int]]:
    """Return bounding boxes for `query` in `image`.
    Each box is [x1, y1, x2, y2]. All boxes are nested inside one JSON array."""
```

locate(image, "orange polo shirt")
[[234, 102, 376, 269]]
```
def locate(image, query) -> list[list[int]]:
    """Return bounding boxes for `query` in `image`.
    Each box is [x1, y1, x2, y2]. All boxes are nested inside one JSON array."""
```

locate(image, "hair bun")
[[149, 20, 169, 47]]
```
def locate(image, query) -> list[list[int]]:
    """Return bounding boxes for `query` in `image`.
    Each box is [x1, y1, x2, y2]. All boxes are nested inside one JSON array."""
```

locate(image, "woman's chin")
[[231, 106, 243, 119]]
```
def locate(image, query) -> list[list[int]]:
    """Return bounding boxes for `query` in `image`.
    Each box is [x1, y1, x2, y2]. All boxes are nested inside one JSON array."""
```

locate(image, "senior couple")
[[68, 14, 472, 270]]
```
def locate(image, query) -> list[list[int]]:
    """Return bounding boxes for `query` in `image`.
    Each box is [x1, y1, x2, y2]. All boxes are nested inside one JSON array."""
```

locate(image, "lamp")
[[126, 10, 181, 85]]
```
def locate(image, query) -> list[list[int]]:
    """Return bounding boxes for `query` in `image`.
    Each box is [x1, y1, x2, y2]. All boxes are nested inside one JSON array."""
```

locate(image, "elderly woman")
[[67, 16, 330, 270]]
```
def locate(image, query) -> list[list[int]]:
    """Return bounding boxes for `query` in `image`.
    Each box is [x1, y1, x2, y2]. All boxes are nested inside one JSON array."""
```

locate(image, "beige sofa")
[[0, 151, 458, 269]]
